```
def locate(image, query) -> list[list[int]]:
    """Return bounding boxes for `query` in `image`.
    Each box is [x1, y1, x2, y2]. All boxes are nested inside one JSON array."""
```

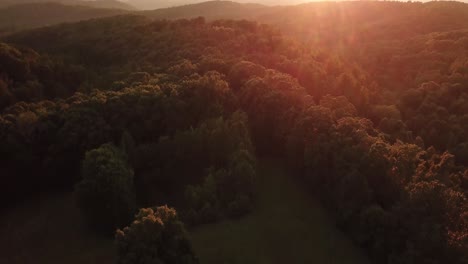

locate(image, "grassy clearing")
[[0, 158, 369, 264], [190, 158, 370, 264], [0, 193, 115, 264]]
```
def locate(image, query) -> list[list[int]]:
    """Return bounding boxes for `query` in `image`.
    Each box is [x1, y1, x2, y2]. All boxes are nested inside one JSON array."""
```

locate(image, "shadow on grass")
[[190, 158, 370, 264]]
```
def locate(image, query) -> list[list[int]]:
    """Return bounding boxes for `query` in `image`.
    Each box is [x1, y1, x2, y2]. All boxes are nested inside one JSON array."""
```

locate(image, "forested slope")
[[0, 0, 135, 10], [5, 1, 468, 38], [1, 2, 467, 264], [140, 1, 267, 20], [0, 3, 129, 34], [0, 42, 85, 109]]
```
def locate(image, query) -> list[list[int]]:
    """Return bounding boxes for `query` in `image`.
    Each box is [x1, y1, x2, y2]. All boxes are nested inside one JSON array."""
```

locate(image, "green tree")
[[75, 143, 136, 233], [115, 206, 198, 264]]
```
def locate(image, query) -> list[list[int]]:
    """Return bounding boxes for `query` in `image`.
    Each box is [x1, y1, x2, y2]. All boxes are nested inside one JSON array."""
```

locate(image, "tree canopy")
[[1, 2, 468, 263]]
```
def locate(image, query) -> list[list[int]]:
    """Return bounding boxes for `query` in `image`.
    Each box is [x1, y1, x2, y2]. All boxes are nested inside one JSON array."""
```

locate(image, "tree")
[[115, 206, 198, 264], [228, 60, 266, 90], [184, 149, 257, 225], [75, 143, 136, 233]]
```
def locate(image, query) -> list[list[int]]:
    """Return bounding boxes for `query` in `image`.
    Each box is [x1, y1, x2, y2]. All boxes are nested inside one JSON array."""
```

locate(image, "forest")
[[0, 1, 467, 264]]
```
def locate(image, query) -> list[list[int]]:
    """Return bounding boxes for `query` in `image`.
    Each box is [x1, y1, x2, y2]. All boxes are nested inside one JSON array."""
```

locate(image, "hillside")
[[0, 42, 85, 109], [0, 0, 135, 10], [1, 2, 468, 264], [139, 0, 468, 163], [0, 3, 128, 34], [143, 1, 468, 39], [128, 0, 307, 10], [5, 1, 468, 37], [140, 1, 268, 20], [129, 0, 468, 10]]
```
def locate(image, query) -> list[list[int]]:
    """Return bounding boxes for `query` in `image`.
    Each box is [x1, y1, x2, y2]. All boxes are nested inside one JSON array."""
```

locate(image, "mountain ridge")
[[0, 2, 129, 34], [0, 0, 135, 10]]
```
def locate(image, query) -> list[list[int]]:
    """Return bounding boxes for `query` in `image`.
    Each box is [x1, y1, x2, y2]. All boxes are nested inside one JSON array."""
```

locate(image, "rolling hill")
[[0, 0, 135, 10], [140, 1, 268, 20], [126, 0, 307, 10], [0, 2, 129, 34], [1, 2, 468, 264], [6, 1, 468, 38], [142, 0, 468, 40]]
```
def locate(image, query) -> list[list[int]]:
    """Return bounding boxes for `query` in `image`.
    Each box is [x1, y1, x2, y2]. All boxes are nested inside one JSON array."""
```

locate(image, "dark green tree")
[[75, 143, 136, 233]]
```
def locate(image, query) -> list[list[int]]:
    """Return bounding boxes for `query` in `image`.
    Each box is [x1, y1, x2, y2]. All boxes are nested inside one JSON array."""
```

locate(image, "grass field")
[[190, 159, 370, 264], [0, 159, 369, 264], [0, 193, 115, 264]]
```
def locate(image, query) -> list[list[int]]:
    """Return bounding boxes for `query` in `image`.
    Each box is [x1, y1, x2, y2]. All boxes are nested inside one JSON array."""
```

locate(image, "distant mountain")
[[2, 0, 468, 34], [0, 2, 129, 34], [143, 1, 468, 41], [0, 0, 135, 10], [8, 1, 468, 54], [140, 1, 268, 20], [128, 0, 468, 10], [127, 0, 307, 10]]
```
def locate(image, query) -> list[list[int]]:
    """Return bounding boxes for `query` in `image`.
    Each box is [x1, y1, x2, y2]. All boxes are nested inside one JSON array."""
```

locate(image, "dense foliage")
[[0, 42, 85, 109], [1, 1, 468, 263], [0, 70, 256, 226], [115, 206, 198, 264], [75, 143, 136, 233]]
